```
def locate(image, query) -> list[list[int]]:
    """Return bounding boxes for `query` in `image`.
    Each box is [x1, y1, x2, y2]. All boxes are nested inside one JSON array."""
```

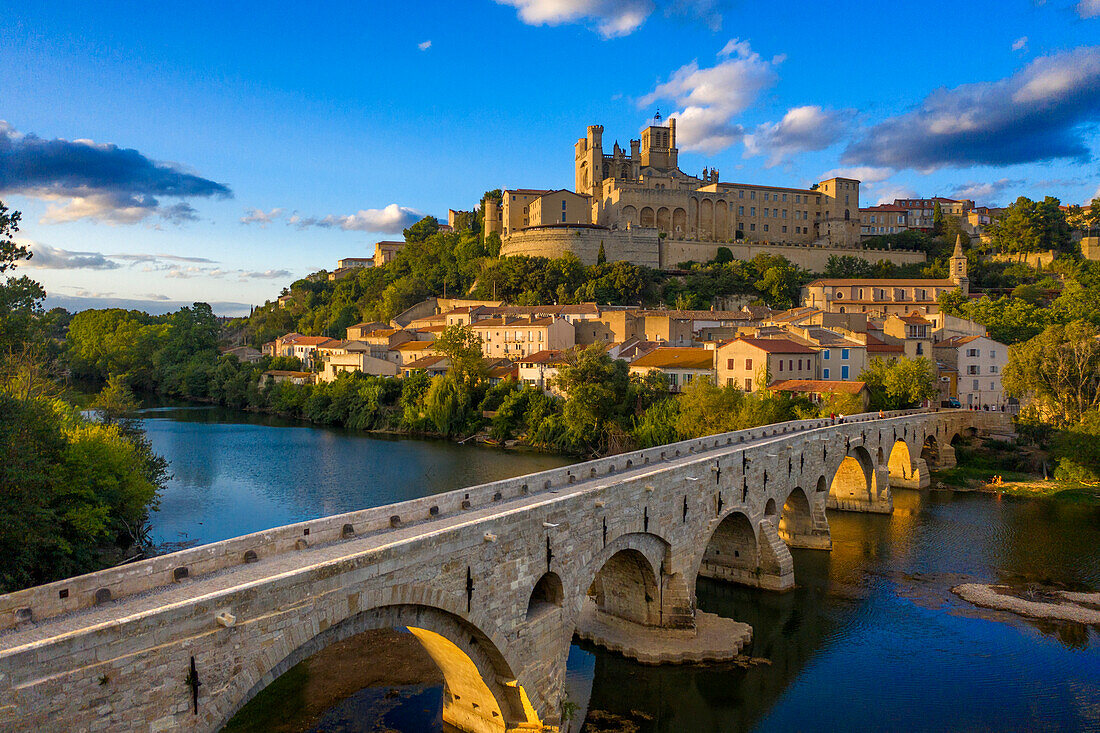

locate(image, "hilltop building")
[[486, 117, 925, 271]]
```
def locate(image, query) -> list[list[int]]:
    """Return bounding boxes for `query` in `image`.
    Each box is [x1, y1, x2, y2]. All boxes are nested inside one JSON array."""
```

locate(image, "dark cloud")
[[0, 121, 231, 224], [844, 46, 1100, 171]]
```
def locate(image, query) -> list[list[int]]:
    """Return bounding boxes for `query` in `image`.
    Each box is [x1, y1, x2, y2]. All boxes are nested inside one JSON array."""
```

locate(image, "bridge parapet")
[[0, 408, 1005, 733], [0, 411, 922, 632]]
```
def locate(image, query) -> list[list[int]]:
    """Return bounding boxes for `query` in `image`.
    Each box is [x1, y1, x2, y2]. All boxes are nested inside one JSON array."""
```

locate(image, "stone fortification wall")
[[990, 250, 1057, 269], [660, 240, 926, 270], [502, 226, 924, 272], [501, 225, 661, 267]]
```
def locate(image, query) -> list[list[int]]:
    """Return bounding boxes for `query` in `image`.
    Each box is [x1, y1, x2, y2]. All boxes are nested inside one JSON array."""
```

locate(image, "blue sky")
[[2, 0, 1099, 315]]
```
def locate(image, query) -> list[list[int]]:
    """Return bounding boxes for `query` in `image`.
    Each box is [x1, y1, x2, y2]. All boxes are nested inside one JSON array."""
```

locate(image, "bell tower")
[[950, 234, 969, 296]]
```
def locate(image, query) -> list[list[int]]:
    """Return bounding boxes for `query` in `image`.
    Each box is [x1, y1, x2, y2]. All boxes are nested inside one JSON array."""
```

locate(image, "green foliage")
[[987, 196, 1073, 254], [714, 247, 734, 264], [0, 200, 28, 274], [1004, 321, 1100, 426], [597, 241, 607, 265], [1052, 411, 1100, 482], [0, 378, 166, 592], [403, 215, 439, 243], [859, 357, 938, 411], [91, 375, 140, 424], [434, 324, 486, 387], [932, 201, 945, 236]]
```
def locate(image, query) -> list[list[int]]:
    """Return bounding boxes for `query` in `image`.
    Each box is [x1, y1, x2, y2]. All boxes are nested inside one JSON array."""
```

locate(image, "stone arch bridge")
[[0, 410, 1009, 732]]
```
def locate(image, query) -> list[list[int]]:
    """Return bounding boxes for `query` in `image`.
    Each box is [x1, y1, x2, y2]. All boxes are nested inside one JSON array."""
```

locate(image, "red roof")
[[730, 336, 817, 354], [769, 379, 867, 395]]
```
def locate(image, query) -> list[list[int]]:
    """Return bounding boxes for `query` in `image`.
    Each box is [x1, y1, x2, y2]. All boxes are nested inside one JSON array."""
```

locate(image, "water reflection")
[[139, 405, 574, 549]]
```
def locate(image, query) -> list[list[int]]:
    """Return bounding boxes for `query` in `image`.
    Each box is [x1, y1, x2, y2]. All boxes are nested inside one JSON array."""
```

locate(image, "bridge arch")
[[829, 445, 876, 505], [696, 510, 759, 587], [527, 572, 564, 622], [219, 599, 538, 733], [778, 487, 812, 544], [588, 548, 662, 626]]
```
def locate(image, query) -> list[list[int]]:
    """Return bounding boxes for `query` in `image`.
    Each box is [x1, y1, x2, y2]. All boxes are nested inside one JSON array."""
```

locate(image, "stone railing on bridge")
[[0, 408, 927, 632]]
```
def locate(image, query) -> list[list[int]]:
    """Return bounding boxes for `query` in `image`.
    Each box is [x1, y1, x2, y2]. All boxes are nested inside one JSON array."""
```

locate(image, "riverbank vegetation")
[[0, 201, 170, 592]]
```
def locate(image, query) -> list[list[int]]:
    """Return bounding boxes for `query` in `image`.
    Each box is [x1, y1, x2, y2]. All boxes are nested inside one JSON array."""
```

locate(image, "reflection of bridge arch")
[[220, 599, 538, 733]]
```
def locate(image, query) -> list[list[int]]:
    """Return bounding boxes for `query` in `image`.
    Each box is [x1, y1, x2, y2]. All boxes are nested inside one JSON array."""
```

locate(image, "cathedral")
[[485, 117, 914, 271]]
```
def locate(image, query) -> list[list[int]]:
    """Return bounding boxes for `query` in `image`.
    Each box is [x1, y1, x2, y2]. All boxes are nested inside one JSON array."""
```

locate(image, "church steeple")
[[950, 234, 969, 296]]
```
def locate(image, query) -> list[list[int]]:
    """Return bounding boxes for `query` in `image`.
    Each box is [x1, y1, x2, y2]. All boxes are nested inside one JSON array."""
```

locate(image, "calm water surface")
[[140, 407, 1100, 732]]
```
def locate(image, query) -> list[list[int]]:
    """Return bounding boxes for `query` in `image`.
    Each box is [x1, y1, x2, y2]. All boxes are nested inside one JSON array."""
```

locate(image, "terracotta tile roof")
[[806, 278, 956, 287], [935, 335, 983, 347], [403, 355, 449, 370], [860, 204, 908, 212], [639, 309, 754, 321], [729, 336, 817, 354], [364, 328, 400, 338], [629, 347, 714, 370], [471, 316, 554, 327], [283, 335, 336, 347], [393, 341, 437, 351], [520, 349, 567, 365], [769, 379, 868, 394], [865, 334, 904, 353], [896, 313, 932, 325]]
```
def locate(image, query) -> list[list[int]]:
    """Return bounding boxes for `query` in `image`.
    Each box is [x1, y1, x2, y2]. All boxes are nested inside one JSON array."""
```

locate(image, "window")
[[841, 365, 849, 379], [916, 343, 924, 355], [782, 226, 787, 233], [739, 205, 744, 215], [751, 207, 756, 216], [989, 365, 998, 374], [823, 349, 831, 360], [966, 348, 978, 357], [973, 379, 979, 390], [783, 194, 788, 202], [669, 373, 678, 387], [968, 365, 979, 375], [763, 208, 768, 217], [745, 378, 753, 391], [823, 367, 830, 379], [789, 359, 794, 371], [750, 191, 756, 200], [991, 382, 995, 391], [782, 209, 788, 218], [778, 360, 783, 372], [764, 224, 769, 232], [841, 348, 850, 359], [739, 190, 744, 199], [990, 350, 997, 358], [750, 223, 756, 231], [745, 358, 752, 370], [798, 359, 803, 370]]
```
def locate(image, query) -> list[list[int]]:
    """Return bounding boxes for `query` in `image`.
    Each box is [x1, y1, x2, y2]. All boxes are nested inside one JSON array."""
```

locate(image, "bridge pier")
[[779, 501, 833, 550], [937, 444, 957, 468]]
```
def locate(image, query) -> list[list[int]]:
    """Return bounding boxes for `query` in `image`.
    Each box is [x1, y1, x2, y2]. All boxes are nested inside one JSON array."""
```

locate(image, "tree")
[[988, 196, 1072, 253], [403, 215, 439, 243], [932, 201, 945, 237], [714, 247, 734, 264], [0, 200, 29, 273], [552, 344, 630, 454], [597, 241, 607, 265], [433, 324, 486, 387], [859, 357, 938, 410], [91, 375, 140, 425], [1004, 321, 1100, 426]]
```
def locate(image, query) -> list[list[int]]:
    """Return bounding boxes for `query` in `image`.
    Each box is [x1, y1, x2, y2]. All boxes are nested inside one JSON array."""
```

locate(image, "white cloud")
[[495, 0, 723, 37], [743, 105, 853, 167], [1078, 0, 1100, 19], [873, 183, 919, 205], [819, 166, 894, 186], [21, 241, 122, 270], [239, 269, 292, 280], [418, 40, 432, 50], [1012, 36, 1028, 52], [640, 39, 781, 153], [240, 207, 283, 226], [947, 178, 1023, 204], [298, 203, 423, 234], [495, 0, 654, 37]]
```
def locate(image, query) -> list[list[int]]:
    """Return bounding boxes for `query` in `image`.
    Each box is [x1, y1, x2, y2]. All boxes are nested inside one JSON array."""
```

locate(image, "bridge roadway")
[[0, 408, 1007, 733]]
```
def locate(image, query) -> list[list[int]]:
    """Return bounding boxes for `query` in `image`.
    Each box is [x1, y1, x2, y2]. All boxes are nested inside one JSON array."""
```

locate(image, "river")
[[138, 406, 1100, 733]]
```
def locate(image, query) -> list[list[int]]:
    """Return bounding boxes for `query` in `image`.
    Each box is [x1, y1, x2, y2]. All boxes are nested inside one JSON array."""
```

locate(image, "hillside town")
[[260, 235, 1012, 411]]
